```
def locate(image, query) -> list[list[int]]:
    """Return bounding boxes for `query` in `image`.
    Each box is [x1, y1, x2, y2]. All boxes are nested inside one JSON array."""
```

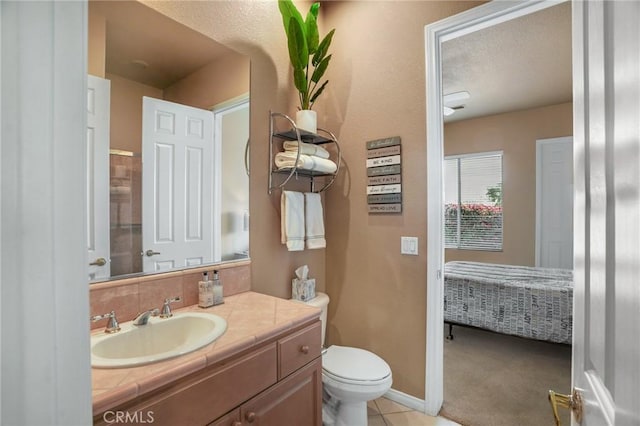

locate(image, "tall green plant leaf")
[[308, 2, 319, 19], [310, 80, 328, 106], [312, 29, 335, 66], [305, 12, 319, 55], [311, 54, 331, 83], [278, 0, 305, 37], [287, 17, 308, 70], [293, 67, 308, 97]]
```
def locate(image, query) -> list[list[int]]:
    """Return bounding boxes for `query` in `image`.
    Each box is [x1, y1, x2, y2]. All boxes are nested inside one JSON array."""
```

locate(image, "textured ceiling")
[[90, 0, 237, 89], [442, 2, 572, 122]]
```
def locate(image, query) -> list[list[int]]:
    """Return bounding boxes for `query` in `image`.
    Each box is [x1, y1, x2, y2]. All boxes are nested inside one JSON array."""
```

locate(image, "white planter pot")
[[295, 110, 317, 134]]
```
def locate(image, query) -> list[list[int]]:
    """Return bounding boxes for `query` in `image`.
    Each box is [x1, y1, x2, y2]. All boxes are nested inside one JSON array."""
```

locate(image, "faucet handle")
[[90, 310, 121, 334], [160, 296, 181, 318]]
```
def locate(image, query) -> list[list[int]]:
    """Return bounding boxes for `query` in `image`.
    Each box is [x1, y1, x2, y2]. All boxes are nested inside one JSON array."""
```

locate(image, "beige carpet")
[[440, 325, 572, 426]]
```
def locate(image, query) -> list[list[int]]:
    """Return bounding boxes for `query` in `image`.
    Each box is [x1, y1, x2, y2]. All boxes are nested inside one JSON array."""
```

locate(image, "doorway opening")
[[425, 1, 573, 424]]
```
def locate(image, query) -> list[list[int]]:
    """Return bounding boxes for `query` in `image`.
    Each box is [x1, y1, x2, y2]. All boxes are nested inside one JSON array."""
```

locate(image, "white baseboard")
[[383, 388, 426, 413]]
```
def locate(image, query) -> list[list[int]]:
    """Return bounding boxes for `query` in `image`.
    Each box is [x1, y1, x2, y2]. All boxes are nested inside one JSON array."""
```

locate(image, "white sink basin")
[[91, 312, 227, 369]]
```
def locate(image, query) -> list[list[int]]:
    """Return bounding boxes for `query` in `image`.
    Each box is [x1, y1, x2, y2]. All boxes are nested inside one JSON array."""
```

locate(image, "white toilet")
[[297, 292, 392, 426]]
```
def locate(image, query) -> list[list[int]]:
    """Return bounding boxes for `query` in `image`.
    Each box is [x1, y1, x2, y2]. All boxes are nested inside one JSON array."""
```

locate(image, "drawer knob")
[[232, 422, 242, 426], [245, 411, 256, 423], [300, 345, 310, 354]]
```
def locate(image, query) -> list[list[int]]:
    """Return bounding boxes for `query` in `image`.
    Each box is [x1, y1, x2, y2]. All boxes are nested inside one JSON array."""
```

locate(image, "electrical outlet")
[[401, 236, 419, 255]]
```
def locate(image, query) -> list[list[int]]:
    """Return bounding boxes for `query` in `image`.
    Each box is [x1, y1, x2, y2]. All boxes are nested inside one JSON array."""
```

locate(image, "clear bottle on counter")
[[212, 270, 224, 305], [198, 271, 214, 308]]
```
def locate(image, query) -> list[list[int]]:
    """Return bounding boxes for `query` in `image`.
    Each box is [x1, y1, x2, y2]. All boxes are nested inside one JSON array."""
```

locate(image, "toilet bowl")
[[293, 292, 393, 426]]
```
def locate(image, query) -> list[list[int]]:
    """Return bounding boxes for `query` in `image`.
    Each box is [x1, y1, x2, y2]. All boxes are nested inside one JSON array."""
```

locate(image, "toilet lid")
[[322, 345, 391, 382]]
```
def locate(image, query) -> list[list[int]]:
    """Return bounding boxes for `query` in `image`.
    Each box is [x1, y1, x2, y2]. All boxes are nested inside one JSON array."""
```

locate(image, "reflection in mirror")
[[88, 1, 250, 282]]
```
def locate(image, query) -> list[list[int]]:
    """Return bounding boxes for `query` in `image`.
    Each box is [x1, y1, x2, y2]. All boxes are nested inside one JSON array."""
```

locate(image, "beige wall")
[[322, 1, 483, 398], [164, 53, 250, 109], [443, 102, 573, 266], [88, 12, 105, 78], [107, 73, 162, 153]]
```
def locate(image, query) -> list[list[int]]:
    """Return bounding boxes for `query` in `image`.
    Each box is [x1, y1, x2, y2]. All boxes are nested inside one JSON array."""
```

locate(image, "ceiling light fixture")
[[131, 59, 149, 69], [443, 90, 470, 106], [443, 90, 470, 117]]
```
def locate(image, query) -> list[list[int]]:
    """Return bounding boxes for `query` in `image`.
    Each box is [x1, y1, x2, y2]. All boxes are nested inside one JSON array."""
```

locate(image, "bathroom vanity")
[[92, 292, 322, 425]]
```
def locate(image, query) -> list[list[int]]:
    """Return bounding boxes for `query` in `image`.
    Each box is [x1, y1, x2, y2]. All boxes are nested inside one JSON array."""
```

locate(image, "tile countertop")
[[92, 291, 320, 415]]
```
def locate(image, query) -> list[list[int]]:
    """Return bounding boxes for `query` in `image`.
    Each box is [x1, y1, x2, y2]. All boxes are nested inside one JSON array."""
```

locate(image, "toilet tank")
[[294, 292, 329, 347]]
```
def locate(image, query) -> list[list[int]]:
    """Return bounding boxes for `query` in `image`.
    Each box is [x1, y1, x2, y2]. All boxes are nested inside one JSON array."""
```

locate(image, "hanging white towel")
[[275, 151, 337, 174], [305, 192, 326, 249], [281, 191, 305, 251], [283, 141, 330, 159]]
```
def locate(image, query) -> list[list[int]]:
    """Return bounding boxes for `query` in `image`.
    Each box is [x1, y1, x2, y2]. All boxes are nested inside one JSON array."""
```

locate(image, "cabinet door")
[[240, 357, 322, 426]]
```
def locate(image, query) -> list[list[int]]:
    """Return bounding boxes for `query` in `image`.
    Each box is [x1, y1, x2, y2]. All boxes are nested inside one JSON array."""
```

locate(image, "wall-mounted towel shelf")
[[268, 111, 341, 194]]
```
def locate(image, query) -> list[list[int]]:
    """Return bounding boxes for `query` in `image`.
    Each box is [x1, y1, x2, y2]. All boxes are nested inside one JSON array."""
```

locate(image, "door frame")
[[424, 0, 573, 415], [87, 75, 111, 281], [212, 94, 250, 260]]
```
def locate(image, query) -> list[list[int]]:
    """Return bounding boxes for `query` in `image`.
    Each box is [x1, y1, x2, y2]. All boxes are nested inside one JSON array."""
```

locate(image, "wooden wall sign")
[[366, 136, 402, 213]]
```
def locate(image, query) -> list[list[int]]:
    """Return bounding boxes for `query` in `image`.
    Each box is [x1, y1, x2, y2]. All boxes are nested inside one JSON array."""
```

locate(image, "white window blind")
[[444, 152, 503, 250]]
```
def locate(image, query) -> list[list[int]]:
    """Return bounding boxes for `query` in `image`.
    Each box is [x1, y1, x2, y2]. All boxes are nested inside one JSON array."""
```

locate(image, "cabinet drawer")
[[278, 321, 321, 379], [94, 343, 277, 426]]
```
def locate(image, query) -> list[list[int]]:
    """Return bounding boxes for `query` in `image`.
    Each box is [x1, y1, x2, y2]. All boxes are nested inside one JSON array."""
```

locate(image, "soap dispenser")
[[198, 271, 214, 308], [212, 270, 224, 305]]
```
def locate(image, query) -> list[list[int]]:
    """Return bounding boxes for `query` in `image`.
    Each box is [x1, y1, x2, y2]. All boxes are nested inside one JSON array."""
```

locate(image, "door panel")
[[571, 1, 640, 424], [142, 97, 216, 272]]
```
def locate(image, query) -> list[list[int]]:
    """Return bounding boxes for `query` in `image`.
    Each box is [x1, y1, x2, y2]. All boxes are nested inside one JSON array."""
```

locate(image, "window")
[[444, 152, 503, 250]]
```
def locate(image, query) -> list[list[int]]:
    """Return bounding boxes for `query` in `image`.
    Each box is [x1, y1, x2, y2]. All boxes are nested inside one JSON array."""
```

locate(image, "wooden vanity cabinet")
[[93, 320, 322, 426]]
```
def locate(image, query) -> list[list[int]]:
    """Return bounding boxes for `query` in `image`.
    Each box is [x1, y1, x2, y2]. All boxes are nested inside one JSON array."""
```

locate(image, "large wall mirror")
[[88, 1, 250, 283]]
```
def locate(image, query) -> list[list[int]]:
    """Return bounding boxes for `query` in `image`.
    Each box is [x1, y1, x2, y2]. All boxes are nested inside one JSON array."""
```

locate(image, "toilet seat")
[[322, 345, 391, 385]]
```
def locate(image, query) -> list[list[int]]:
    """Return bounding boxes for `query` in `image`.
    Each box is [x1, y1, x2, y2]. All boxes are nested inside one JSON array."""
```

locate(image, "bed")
[[444, 261, 573, 344]]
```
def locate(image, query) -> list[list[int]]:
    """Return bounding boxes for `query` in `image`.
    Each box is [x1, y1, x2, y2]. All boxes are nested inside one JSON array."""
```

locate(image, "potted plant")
[[278, 0, 335, 134]]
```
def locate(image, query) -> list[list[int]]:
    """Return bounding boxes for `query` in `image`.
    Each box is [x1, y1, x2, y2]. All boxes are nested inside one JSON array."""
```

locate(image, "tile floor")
[[367, 397, 460, 426]]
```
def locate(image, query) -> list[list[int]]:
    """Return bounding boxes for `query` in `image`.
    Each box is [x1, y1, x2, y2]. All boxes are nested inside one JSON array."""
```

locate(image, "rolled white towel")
[[283, 141, 330, 159], [275, 151, 337, 174]]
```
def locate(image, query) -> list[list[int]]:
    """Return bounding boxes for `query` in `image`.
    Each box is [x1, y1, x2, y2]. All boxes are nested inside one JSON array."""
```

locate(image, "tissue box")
[[292, 278, 316, 302]]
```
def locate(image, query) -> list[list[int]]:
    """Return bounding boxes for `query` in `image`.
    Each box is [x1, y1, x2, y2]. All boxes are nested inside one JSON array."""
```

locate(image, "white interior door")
[[570, 1, 640, 425], [536, 136, 573, 269], [87, 75, 111, 280], [142, 97, 216, 272]]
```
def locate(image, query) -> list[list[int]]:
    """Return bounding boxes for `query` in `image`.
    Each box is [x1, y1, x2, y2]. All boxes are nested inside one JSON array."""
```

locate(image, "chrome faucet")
[[91, 310, 121, 333], [132, 308, 159, 326], [160, 296, 181, 318]]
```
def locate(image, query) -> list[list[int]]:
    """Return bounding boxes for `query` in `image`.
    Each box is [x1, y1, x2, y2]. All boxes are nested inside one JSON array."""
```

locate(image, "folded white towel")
[[275, 151, 337, 174], [281, 191, 305, 251], [283, 141, 330, 159], [305, 192, 326, 249]]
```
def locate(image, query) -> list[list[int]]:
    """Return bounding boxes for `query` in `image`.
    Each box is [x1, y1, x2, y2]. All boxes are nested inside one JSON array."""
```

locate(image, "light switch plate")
[[401, 236, 419, 255]]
